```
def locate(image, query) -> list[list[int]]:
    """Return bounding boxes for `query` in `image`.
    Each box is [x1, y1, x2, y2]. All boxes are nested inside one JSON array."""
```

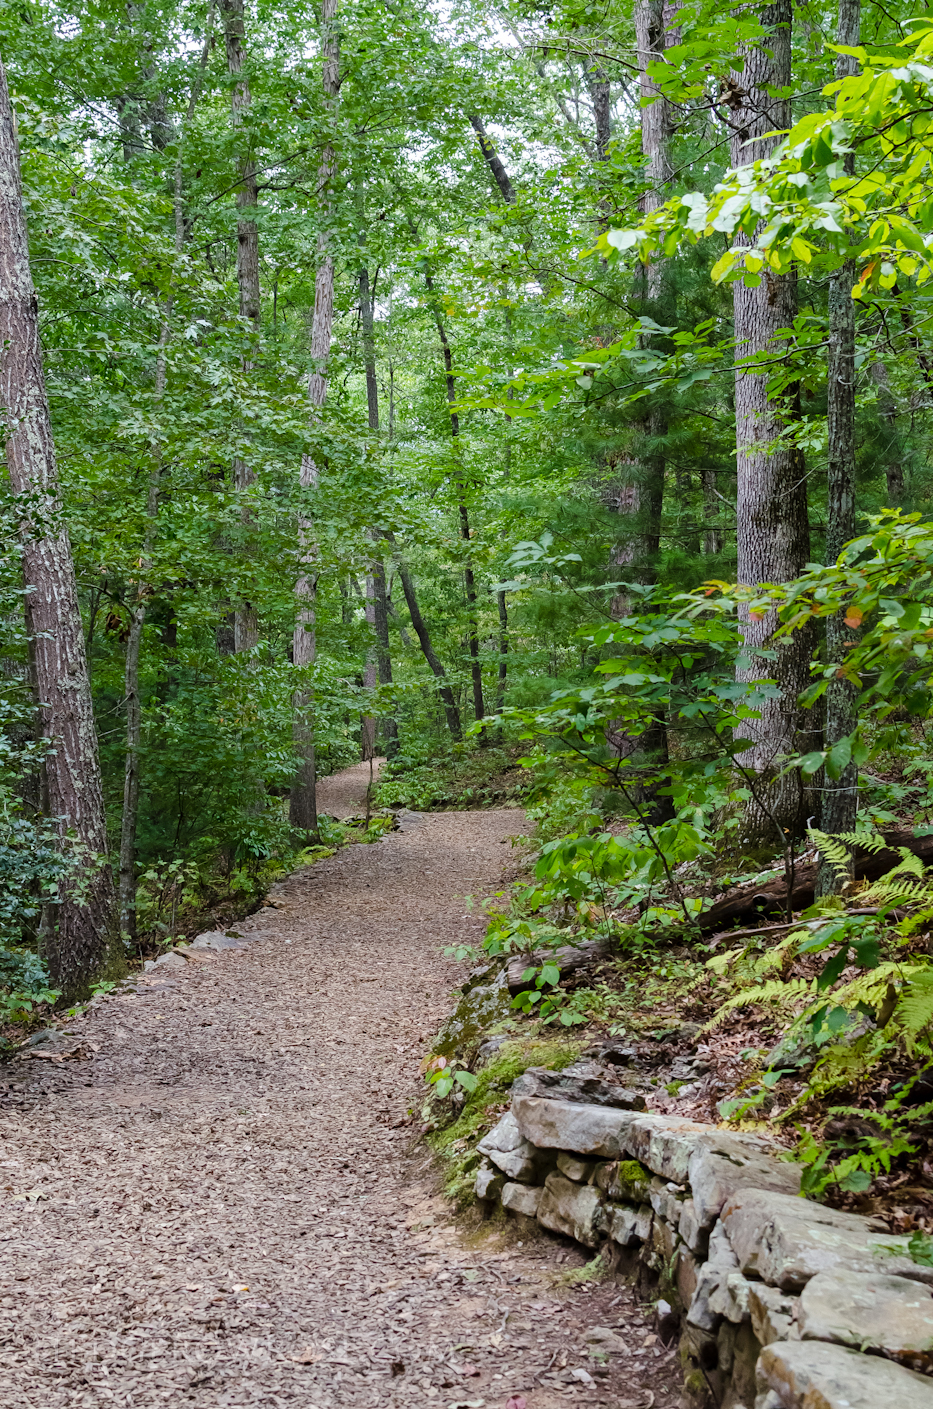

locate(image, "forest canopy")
[[3, 0, 933, 1077]]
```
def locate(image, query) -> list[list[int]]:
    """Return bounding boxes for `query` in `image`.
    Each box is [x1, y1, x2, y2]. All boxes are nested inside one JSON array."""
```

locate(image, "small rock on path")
[[0, 776, 679, 1408]]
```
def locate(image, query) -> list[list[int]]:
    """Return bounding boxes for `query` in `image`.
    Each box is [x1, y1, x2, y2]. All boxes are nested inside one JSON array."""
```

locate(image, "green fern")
[[809, 828, 859, 883], [898, 968, 933, 1052], [702, 977, 814, 1031]]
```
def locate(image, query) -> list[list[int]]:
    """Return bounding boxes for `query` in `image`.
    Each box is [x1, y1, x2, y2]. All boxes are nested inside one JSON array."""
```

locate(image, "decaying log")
[[507, 940, 609, 994], [696, 828, 933, 935]]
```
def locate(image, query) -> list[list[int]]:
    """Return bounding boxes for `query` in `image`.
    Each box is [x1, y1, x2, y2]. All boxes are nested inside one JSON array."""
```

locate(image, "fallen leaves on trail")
[[0, 793, 680, 1409], [290, 1347, 321, 1364]]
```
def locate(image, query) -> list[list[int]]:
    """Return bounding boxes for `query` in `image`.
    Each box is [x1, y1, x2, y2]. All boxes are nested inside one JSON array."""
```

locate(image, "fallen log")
[[507, 940, 609, 994], [695, 828, 933, 935]]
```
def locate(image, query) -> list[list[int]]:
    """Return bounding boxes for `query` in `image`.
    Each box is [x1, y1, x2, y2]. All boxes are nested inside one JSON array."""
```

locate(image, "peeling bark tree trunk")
[[730, 0, 814, 840], [817, 0, 861, 894], [0, 55, 113, 989], [290, 0, 339, 837], [222, 0, 260, 652]]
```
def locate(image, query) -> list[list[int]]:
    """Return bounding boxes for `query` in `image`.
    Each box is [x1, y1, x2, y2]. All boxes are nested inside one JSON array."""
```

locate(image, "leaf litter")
[[0, 765, 680, 1407]]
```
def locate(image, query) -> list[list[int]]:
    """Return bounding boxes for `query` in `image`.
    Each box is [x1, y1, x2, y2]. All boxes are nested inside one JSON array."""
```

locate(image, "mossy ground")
[[429, 1035, 583, 1205]]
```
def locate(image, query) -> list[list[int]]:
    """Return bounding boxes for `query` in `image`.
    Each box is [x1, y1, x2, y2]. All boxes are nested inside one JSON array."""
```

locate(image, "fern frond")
[[703, 977, 815, 1031], [864, 877, 932, 908], [898, 968, 933, 1052], [833, 829, 896, 855], [809, 828, 857, 882], [830, 960, 905, 1010]]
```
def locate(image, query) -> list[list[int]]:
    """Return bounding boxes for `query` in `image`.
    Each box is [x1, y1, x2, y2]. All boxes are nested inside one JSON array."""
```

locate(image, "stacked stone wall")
[[474, 1090, 933, 1409]]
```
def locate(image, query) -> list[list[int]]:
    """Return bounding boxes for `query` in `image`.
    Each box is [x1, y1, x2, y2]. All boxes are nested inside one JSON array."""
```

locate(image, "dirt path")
[[315, 758, 385, 819], [0, 777, 679, 1409]]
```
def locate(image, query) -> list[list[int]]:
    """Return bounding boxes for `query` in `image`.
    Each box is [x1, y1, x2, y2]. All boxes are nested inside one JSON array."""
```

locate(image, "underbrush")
[[375, 742, 529, 812], [420, 742, 933, 1228]]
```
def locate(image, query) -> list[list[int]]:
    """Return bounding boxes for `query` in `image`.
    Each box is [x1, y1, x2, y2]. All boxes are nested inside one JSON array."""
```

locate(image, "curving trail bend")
[[0, 771, 678, 1409]]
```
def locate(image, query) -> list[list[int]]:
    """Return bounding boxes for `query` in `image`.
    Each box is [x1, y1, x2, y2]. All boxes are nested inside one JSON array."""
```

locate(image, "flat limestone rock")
[[583, 1325, 629, 1355], [513, 1095, 640, 1158], [536, 1171, 605, 1248], [800, 1268, 933, 1373], [687, 1132, 801, 1228], [556, 1151, 597, 1183], [477, 1110, 549, 1183], [757, 1338, 933, 1409], [501, 1181, 541, 1218], [688, 1222, 741, 1332], [511, 1064, 647, 1110], [749, 1283, 797, 1347], [624, 1114, 712, 1182], [722, 1187, 933, 1292], [606, 1203, 640, 1247], [474, 1160, 505, 1202]]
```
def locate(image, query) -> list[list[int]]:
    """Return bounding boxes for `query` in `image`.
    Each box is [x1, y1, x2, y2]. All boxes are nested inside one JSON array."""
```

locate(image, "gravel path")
[[0, 774, 679, 1409]]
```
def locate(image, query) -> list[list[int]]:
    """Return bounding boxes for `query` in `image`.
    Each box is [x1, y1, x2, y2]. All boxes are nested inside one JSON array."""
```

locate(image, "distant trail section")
[[0, 768, 678, 1408], [315, 757, 385, 818]]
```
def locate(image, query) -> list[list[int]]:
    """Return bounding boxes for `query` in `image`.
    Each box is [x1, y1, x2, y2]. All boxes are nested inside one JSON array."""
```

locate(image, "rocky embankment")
[[472, 1056, 933, 1409]]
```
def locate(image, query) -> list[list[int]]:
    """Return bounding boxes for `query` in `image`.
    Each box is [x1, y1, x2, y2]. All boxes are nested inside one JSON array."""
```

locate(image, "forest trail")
[[0, 772, 678, 1409]]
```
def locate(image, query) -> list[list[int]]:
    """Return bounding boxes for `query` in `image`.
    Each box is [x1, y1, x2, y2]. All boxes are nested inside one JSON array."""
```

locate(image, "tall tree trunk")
[[119, 21, 214, 943], [290, 0, 339, 837], [702, 466, 724, 554], [222, 0, 260, 653], [359, 258, 399, 756], [423, 271, 485, 725], [0, 54, 113, 989], [817, 0, 861, 892], [389, 542, 462, 741], [601, 4, 674, 822], [730, 0, 814, 840], [495, 589, 508, 712]]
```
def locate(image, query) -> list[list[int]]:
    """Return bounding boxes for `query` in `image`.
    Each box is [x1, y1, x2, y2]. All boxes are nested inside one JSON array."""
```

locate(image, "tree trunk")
[[817, 0, 861, 893], [702, 466, 724, 554], [119, 25, 213, 943], [730, 0, 814, 841], [423, 270, 485, 725], [290, 0, 339, 836], [222, 0, 260, 653], [359, 258, 399, 756], [468, 115, 517, 203], [495, 589, 508, 713], [389, 542, 462, 740], [869, 362, 904, 506], [0, 53, 113, 990], [604, 0, 670, 592]]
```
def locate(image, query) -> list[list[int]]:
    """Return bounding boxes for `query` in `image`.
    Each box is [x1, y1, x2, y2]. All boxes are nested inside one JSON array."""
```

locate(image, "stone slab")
[[556, 1151, 597, 1183], [624, 1115, 713, 1183], [502, 1181, 542, 1218], [756, 1339, 933, 1409], [478, 1111, 548, 1183], [513, 1095, 640, 1158], [536, 1171, 605, 1248], [607, 1203, 640, 1247], [799, 1268, 933, 1374], [474, 1160, 505, 1202], [749, 1283, 797, 1347], [722, 1187, 933, 1292], [688, 1132, 802, 1229]]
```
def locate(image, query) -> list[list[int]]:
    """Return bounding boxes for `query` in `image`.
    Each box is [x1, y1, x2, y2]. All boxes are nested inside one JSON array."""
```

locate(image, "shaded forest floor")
[[0, 768, 677, 1409]]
